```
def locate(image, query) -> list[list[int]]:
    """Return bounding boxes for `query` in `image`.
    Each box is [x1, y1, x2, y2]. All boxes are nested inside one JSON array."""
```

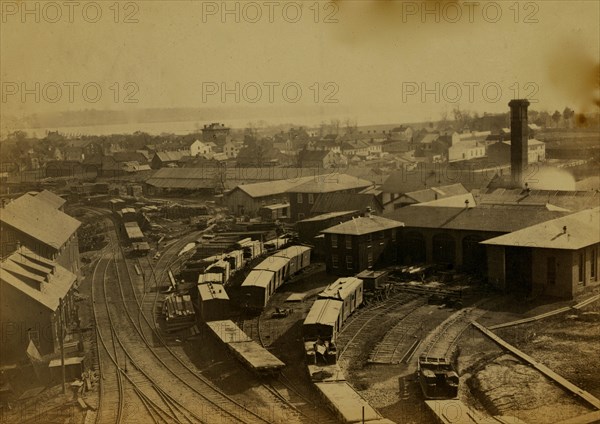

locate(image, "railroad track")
[[84, 207, 275, 424], [337, 291, 420, 361], [418, 300, 491, 360], [368, 300, 432, 365]]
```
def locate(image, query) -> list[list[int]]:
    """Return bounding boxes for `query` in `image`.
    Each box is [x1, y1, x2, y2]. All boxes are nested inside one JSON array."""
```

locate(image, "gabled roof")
[[311, 192, 383, 215], [1, 194, 81, 249], [0, 247, 76, 311], [419, 133, 440, 144], [381, 166, 496, 194], [319, 277, 363, 301], [297, 211, 358, 223], [288, 174, 372, 194], [113, 151, 149, 163], [236, 176, 315, 198], [482, 207, 599, 250], [341, 140, 369, 150], [413, 193, 476, 208], [154, 150, 187, 162], [303, 298, 342, 326], [27, 190, 66, 209], [321, 214, 404, 236], [478, 188, 599, 212], [384, 205, 566, 233], [299, 150, 330, 162], [404, 183, 469, 203]]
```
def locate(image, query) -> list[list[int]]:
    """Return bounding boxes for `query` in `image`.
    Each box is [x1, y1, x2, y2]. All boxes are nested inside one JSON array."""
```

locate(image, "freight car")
[[318, 277, 363, 322], [196, 282, 230, 322], [272, 245, 311, 277], [206, 320, 284, 375], [417, 356, 459, 400], [240, 269, 278, 309], [123, 221, 144, 243]]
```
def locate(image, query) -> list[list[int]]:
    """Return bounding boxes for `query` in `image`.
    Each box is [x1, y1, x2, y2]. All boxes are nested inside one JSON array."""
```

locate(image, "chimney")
[[509, 99, 530, 188], [365, 206, 372, 217]]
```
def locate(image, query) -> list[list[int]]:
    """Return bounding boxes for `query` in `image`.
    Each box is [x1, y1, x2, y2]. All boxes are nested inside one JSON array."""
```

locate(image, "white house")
[[189, 140, 213, 157]]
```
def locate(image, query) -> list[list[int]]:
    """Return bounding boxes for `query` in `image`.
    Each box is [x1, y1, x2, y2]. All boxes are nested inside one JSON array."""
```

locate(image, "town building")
[[483, 207, 599, 298], [298, 149, 348, 169], [0, 192, 81, 275], [297, 211, 359, 245], [487, 139, 546, 164], [202, 123, 230, 146], [224, 140, 244, 158], [0, 247, 79, 363], [385, 204, 565, 273], [321, 211, 404, 275], [150, 150, 189, 169], [310, 192, 384, 216], [287, 174, 373, 221], [189, 140, 213, 157]]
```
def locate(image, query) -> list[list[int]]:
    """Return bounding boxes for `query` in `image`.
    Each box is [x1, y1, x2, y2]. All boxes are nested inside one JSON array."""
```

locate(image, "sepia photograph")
[[0, 1, 599, 423]]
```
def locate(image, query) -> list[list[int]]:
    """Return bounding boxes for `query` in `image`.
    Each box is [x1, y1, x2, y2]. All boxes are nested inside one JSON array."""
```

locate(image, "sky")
[[1, 0, 599, 133]]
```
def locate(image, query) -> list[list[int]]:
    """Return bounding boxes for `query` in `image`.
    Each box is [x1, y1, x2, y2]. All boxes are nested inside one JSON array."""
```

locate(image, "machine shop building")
[[483, 207, 600, 299]]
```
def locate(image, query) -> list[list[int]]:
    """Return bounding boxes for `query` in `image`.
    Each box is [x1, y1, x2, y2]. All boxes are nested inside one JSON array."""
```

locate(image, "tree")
[[552, 110, 561, 128], [562, 107, 575, 128]]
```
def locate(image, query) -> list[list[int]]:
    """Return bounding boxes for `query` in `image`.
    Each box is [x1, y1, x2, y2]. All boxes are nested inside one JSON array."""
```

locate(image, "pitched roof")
[[236, 176, 315, 198], [198, 282, 229, 301], [0, 247, 76, 311], [27, 190, 66, 209], [304, 298, 343, 326], [381, 166, 496, 194], [412, 193, 476, 208], [419, 133, 440, 144], [299, 150, 330, 162], [341, 140, 369, 150], [288, 174, 373, 194], [113, 151, 149, 163], [297, 211, 359, 223], [321, 215, 404, 236], [1, 195, 81, 249], [384, 205, 566, 233], [404, 183, 469, 203], [311, 192, 382, 215], [155, 150, 187, 162], [478, 188, 599, 212], [482, 207, 600, 250]]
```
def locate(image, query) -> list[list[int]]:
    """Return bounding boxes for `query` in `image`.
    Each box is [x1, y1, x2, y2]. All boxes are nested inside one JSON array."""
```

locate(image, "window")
[[346, 237, 352, 249], [578, 252, 585, 284], [367, 252, 373, 267], [297, 193, 303, 203], [331, 234, 338, 248], [346, 255, 353, 269], [332, 255, 339, 269], [308, 193, 314, 204], [591, 248, 597, 281]]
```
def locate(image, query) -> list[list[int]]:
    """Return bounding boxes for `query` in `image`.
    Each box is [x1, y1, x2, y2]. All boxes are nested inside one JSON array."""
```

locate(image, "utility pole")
[[59, 297, 66, 394]]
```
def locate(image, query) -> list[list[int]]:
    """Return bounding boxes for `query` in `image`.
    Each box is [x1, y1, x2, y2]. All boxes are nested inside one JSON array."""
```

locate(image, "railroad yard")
[[2, 198, 599, 424]]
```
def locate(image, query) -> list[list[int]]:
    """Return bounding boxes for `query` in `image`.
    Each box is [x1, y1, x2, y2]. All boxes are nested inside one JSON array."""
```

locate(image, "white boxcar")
[[254, 256, 290, 290], [206, 259, 231, 285], [303, 299, 343, 342], [318, 277, 364, 322], [240, 269, 276, 309], [273, 245, 311, 276]]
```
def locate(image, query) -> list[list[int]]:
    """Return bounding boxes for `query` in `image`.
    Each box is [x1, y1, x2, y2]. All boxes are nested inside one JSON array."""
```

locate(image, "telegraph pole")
[[59, 297, 66, 394]]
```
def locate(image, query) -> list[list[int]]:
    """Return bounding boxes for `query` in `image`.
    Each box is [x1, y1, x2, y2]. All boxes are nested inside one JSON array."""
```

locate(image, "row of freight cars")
[[303, 276, 364, 364], [179, 237, 263, 283], [240, 245, 312, 309], [302, 278, 396, 424]]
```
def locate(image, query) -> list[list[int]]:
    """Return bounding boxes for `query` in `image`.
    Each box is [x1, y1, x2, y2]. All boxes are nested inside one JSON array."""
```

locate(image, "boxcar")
[[206, 259, 231, 285], [197, 272, 223, 285], [273, 245, 311, 276], [254, 256, 289, 289], [303, 299, 343, 343], [318, 277, 364, 322], [224, 249, 246, 272], [240, 269, 276, 309], [197, 282, 230, 322]]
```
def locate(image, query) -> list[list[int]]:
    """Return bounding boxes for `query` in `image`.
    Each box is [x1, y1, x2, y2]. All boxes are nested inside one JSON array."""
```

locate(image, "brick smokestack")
[[509, 99, 530, 188]]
